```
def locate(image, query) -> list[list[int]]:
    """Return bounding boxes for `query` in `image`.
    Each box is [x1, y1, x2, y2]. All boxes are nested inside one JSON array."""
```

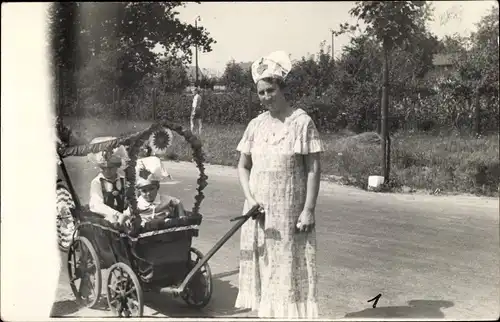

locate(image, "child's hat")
[[136, 167, 162, 189], [87, 137, 129, 169]]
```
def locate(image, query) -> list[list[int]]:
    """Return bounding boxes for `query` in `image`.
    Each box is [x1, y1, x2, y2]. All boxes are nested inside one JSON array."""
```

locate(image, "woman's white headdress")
[[251, 51, 292, 84]]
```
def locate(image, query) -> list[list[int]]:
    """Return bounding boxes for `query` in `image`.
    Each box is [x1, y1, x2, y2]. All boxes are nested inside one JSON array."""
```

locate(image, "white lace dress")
[[234, 108, 324, 318]]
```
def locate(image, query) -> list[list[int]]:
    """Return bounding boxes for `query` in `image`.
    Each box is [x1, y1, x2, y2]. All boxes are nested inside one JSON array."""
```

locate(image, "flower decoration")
[[57, 119, 208, 238], [138, 167, 152, 180], [148, 127, 173, 156]]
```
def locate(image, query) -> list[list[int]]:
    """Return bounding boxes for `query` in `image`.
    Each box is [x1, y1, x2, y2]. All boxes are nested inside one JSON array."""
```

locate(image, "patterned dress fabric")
[[234, 108, 324, 318]]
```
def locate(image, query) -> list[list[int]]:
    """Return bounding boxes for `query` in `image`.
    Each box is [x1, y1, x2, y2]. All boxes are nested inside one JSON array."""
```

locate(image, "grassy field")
[[63, 116, 500, 197]]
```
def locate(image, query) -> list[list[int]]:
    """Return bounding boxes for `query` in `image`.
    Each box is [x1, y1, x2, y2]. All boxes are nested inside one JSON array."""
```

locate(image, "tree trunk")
[[152, 88, 157, 121], [381, 45, 390, 182], [376, 87, 382, 134]]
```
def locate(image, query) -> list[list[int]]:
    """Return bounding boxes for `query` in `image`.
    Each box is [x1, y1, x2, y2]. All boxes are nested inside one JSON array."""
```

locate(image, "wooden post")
[[152, 88, 157, 121], [112, 87, 116, 117], [117, 87, 121, 118], [381, 43, 390, 182]]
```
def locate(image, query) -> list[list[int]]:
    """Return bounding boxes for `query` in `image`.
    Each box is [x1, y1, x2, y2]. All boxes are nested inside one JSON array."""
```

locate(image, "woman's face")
[[257, 79, 283, 112]]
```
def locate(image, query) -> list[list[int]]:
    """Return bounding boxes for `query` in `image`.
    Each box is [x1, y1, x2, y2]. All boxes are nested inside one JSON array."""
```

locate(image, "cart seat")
[[74, 204, 203, 237]]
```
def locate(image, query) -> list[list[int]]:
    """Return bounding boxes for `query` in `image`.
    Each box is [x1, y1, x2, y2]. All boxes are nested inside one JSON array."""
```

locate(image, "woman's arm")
[[303, 152, 321, 211], [237, 153, 254, 202]]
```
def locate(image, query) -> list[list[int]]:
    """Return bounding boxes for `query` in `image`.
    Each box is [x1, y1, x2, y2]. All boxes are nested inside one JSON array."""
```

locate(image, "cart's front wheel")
[[181, 247, 213, 308], [67, 236, 101, 308], [106, 262, 144, 317]]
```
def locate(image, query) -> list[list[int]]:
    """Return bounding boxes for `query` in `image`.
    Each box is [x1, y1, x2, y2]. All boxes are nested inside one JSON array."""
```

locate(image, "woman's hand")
[[247, 197, 265, 224], [296, 208, 315, 233]]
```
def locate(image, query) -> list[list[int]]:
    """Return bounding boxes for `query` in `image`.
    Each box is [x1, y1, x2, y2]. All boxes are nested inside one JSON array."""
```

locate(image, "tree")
[[156, 55, 190, 93], [344, 1, 433, 182], [465, 5, 499, 134], [439, 5, 499, 134], [221, 60, 252, 92]]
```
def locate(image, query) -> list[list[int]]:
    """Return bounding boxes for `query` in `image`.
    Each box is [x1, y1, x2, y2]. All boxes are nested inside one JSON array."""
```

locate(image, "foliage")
[[57, 2, 499, 136], [153, 55, 191, 93], [348, 1, 430, 50], [286, 41, 335, 102], [221, 60, 253, 92], [49, 2, 216, 113]]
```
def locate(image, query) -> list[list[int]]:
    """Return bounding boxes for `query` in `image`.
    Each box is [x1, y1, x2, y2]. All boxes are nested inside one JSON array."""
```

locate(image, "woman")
[[234, 51, 324, 318]]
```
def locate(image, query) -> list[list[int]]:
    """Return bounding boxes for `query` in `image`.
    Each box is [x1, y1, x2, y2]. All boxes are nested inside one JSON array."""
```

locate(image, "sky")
[[168, 1, 498, 76]]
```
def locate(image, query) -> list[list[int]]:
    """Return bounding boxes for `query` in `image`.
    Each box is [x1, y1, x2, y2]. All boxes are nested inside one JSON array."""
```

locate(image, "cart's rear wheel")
[[56, 183, 76, 252], [67, 236, 101, 308], [106, 262, 144, 317], [181, 247, 213, 308]]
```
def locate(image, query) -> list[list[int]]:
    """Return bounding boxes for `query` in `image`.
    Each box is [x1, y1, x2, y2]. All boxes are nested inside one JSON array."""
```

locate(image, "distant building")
[[428, 53, 460, 81]]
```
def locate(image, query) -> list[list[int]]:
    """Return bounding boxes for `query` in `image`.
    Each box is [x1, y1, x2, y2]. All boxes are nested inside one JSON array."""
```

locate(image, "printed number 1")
[[367, 293, 382, 308]]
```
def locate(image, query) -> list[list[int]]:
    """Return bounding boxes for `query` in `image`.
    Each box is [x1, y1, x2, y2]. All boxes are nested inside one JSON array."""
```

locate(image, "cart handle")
[[229, 204, 264, 222], [167, 204, 262, 296]]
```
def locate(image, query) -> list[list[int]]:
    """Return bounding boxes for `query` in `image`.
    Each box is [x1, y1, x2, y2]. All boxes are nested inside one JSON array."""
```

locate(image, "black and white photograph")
[[2, 1, 499, 320]]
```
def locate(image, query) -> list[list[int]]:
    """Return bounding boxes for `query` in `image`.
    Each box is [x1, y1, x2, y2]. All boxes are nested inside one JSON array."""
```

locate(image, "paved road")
[[52, 157, 500, 320]]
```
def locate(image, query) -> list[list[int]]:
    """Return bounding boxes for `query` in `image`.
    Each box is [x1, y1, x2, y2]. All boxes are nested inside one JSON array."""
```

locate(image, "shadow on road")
[[144, 269, 252, 318], [344, 299, 454, 319], [50, 296, 111, 317], [50, 300, 80, 317]]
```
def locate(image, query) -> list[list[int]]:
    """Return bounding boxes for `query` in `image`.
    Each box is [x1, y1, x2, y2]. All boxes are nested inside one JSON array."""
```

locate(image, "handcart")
[[55, 120, 262, 317]]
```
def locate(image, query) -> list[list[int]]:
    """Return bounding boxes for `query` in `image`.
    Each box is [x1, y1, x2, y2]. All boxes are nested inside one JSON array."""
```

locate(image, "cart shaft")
[[176, 205, 260, 294]]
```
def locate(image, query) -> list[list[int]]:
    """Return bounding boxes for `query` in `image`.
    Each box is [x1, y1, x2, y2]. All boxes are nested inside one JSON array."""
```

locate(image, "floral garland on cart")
[[58, 120, 208, 238]]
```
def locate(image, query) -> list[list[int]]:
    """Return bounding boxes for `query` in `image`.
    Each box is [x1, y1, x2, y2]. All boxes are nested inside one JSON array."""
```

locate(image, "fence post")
[[117, 87, 121, 119], [152, 88, 157, 121], [112, 87, 116, 117]]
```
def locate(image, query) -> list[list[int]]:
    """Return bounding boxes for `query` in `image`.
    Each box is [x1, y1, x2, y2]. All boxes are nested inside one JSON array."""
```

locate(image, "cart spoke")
[[111, 270, 121, 281], [108, 284, 120, 294], [109, 297, 119, 306], [124, 287, 136, 297]]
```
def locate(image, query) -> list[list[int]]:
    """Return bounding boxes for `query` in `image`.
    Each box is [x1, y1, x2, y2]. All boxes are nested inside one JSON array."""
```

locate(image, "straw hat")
[[87, 137, 129, 169]]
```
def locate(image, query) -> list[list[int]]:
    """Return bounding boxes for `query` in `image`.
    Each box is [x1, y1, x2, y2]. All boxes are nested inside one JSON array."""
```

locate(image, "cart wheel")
[[106, 262, 144, 317], [67, 236, 101, 308], [181, 247, 213, 308], [56, 184, 76, 252]]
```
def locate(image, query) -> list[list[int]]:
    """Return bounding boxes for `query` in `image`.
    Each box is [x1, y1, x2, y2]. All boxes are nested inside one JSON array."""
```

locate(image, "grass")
[[63, 116, 500, 197]]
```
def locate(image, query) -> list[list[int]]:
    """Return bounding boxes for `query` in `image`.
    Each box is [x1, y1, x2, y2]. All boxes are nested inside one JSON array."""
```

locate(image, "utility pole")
[[195, 16, 201, 87], [331, 30, 335, 63]]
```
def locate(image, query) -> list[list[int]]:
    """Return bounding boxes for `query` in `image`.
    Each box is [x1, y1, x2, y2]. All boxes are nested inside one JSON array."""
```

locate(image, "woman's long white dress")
[[235, 108, 324, 318]]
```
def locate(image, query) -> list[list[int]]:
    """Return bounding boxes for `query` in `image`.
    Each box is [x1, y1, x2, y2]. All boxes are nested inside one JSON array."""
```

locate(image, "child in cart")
[[134, 167, 186, 226], [88, 149, 130, 224], [88, 145, 184, 226]]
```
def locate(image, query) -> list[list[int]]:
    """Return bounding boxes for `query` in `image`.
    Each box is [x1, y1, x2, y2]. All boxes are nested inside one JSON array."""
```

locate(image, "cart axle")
[[158, 286, 183, 297]]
